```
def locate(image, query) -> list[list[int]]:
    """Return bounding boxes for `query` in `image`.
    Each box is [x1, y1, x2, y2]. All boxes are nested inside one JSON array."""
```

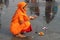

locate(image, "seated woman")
[[10, 2, 37, 38]]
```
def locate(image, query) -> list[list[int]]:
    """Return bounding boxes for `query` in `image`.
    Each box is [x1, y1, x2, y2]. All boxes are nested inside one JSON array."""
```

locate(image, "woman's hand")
[[29, 15, 37, 20]]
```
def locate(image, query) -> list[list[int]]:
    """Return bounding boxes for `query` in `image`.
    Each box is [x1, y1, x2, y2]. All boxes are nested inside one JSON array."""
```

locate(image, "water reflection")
[[25, 0, 29, 3], [0, 8, 2, 29], [0, 0, 4, 10], [11, 36, 33, 40], [0, 0, 2, 27], [0, 0, 9, 8], [45, 0, 58, 24], [0, 7, 3, 11], [0, 0, 3, 4], [25, 0, 40, 16], [4, 0, 9, 8]]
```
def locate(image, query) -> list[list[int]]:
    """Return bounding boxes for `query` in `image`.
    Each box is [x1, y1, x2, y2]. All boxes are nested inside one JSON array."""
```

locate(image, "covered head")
[[17, 2, 27, 9]]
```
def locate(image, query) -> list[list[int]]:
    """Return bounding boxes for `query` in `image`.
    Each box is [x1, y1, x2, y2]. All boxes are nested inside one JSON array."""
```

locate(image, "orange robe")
[[10, 2, 32, 35]]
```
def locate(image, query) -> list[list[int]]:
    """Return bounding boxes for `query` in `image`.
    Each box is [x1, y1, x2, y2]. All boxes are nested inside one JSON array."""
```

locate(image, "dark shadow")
[[45, 0, 58, 24]]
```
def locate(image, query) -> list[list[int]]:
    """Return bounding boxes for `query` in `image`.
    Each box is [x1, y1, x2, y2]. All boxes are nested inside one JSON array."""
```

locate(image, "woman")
[[10, 2, 37, 38]]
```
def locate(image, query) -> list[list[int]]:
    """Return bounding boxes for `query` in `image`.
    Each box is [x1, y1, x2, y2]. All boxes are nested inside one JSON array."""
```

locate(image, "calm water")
[[0, 0, 60, 40]]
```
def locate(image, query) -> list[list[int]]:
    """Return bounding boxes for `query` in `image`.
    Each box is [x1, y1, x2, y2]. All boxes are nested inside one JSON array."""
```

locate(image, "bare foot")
[[16, 34, 26, 38]]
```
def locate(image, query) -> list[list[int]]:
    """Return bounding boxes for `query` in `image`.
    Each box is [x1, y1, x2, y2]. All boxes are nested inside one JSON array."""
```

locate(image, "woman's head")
[[17, 2, 27, 9]]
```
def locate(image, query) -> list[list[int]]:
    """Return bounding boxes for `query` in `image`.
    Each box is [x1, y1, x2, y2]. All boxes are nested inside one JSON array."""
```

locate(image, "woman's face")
[[23, 4, 28, 10]]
